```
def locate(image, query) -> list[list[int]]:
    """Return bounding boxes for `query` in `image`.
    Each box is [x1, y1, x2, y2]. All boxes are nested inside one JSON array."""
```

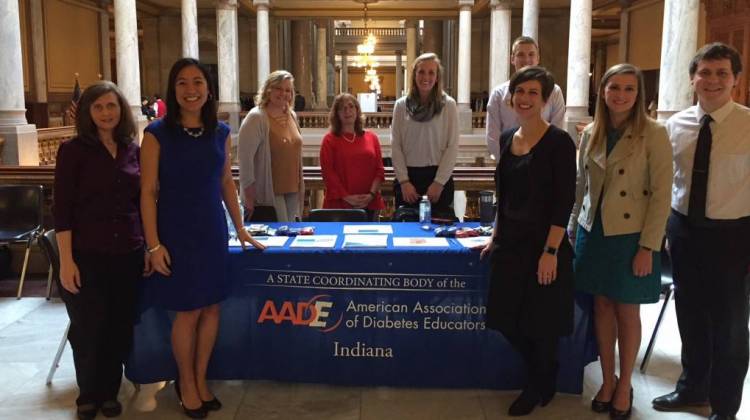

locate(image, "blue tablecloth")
[[125, 222, 597, 393]]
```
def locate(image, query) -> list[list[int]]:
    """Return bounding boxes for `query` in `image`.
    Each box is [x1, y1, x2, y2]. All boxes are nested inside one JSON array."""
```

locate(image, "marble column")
[[340, 51, 348, 94], [292, 20, 312, 110], [457, 0, 474, 134], [442, 20, 457, 97], [489, 0, 512, 91], [522, 0, 539, 40], [29, 0, 46, 104], [563, 0, 593, 137], [217, 0, 240, 132], [405, 20, 418, 92], [657, 0, 699, 121], [422, 20, 443, 55], [182, 0, 199, 58], [395, 50, 404, 98], [618, 0, 631, 63], [254, 0, 270, 88], [315, 20, 328, 109], [99, 1, 112, 81], [0, 0, 37, 164], [114, 0, 146, 139]]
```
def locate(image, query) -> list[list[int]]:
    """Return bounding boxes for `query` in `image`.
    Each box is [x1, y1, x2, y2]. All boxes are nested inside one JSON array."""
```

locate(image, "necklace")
[[342, 132, 356, 143], [183, 126, 204, 138]]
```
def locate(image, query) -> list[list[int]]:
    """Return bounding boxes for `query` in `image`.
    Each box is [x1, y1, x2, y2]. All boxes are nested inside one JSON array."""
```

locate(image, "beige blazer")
[[568, 118, 673, 251]]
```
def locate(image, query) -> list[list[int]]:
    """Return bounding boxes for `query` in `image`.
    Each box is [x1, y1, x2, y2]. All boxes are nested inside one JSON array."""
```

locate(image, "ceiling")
[[132, 0, 625, 19]]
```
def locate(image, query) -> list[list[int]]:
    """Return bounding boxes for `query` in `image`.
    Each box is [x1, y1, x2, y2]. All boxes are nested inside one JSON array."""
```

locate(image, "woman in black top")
[[480, 66, 577, 417], [54, 81, 152, 420]]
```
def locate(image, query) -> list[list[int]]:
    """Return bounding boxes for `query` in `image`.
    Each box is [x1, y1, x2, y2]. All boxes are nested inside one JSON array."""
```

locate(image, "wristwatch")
[[543, 246, 558, 256]]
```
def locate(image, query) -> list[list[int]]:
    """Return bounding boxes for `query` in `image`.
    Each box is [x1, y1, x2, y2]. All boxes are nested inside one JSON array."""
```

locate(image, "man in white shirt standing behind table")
[[652, 42, 750, 420], [485, 36, 566, 159]]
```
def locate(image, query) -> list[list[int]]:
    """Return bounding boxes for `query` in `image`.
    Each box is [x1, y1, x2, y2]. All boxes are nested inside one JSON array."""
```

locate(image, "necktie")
[[687, 114, 713, 225]]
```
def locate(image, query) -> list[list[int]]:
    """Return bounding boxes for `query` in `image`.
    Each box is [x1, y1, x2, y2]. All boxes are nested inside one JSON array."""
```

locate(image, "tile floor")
[[0, 296, 747, 420]]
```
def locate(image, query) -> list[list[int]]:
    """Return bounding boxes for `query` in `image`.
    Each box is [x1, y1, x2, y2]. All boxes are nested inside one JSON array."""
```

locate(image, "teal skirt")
[[574, 215, 661, 304]]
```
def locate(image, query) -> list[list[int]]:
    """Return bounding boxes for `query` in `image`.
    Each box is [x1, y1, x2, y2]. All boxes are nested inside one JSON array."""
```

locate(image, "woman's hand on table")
[[238, 228, 266, 251], [149, 245, 172, 276], [59, 259, 82, 294], [537, 252, 558, 285], [400, 182, 419, 204], [632, 247, 653, 277], [479, 240, 496, 259]]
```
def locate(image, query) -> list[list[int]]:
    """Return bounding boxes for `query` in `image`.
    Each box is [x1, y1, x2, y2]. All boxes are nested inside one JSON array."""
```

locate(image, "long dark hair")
[[76, 81, 136, 146], [164, 58, 218, 133], [329, 93, 364, 136]]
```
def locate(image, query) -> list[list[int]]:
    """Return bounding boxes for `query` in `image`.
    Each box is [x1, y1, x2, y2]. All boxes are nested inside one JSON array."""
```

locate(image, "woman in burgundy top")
[[320, 93, 385, 221], [53, 81, 151, 420]]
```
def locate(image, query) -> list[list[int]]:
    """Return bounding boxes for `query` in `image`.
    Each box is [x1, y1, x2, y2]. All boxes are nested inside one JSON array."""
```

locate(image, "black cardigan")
[[494, 125, 577, 229]]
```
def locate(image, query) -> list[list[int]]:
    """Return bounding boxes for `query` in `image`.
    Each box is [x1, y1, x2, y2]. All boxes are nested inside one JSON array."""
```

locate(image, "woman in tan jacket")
[[568, 63, 673, 419]]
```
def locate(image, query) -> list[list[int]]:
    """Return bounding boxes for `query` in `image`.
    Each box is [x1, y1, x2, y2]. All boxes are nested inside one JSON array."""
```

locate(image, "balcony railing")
[[335, 27, 405, 38]]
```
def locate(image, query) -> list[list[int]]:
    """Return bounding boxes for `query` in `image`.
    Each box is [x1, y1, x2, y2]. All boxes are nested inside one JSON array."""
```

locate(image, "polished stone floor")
[[1, 296, 748, 420]]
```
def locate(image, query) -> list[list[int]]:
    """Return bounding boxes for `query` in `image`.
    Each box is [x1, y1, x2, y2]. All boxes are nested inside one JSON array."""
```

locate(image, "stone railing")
[[37, 126, 76, 165], [297, 112, 397, 129], [472, 113, 486, 129], [335, 27, 405, 37]]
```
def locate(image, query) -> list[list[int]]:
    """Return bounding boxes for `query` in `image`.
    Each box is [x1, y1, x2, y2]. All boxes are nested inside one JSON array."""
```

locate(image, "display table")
[[125, 222, 596, 393]]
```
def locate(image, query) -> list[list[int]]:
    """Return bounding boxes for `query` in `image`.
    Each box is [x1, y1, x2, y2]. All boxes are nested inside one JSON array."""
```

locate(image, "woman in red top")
[[320, 93, 385, 221]]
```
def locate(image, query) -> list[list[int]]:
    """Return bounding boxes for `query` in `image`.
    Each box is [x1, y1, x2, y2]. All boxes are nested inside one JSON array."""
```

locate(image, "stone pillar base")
[[563, 106, 592, 147], [457, 104, 473, 134], [218, 102, 241, 134], [0, 124, 39, 165]]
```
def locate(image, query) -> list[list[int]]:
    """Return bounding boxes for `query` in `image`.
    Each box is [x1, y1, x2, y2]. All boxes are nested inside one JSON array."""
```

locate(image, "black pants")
[[58, 250, 142, 406], [394, 166, 455, 217], [505, 333, 559, 399], [667, 211, 750, 416]]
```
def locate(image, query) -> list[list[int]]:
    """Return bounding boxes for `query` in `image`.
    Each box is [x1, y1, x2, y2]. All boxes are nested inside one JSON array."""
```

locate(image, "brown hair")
[[76, 80, 136, 146], [329, 93, 364, 136], [511, 36, 539, 56], [586, 63, 649, 158], [407, 52, 445, 103], [508, 66, 555, 106]]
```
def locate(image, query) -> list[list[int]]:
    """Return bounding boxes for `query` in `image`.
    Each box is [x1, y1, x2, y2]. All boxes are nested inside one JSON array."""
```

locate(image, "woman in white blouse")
[[390, 52, 459, 217]]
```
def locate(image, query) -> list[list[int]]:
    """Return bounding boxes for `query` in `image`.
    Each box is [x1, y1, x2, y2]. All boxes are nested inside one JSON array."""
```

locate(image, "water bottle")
[[419, 195, 431, 227]]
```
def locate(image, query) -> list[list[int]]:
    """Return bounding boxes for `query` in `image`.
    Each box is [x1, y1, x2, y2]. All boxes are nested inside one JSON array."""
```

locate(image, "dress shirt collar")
[[697, 99, 735, 125]]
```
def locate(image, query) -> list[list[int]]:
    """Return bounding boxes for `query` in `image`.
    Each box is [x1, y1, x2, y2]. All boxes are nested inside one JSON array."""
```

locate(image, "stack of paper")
[[392, 237, 450, 247], [342, 235, 389, 248], [290, 235, 338, 248]]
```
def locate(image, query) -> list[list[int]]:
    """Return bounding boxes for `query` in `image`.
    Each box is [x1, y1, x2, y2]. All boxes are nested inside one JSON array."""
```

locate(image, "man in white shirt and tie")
[[485, 36, 566, 159], [652, 42, 750, 420]]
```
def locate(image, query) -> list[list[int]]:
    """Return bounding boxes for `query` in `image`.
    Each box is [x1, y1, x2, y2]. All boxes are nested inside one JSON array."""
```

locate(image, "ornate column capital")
[[458, 0, 474, 11], [490, 0, 512, 9], [217, 0, 238, 9], [253, 0, 270, 10]]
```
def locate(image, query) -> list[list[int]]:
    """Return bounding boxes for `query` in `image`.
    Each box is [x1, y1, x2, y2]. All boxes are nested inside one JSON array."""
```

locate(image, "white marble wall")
[[657, 0, 699, 121], [489, 0, 511, 91], [182, 0, 199, 59], [522, 0, 539, 40]]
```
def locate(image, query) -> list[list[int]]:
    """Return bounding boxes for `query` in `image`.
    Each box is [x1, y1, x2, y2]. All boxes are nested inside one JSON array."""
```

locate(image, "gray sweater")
[[237, 106, 305, 208]]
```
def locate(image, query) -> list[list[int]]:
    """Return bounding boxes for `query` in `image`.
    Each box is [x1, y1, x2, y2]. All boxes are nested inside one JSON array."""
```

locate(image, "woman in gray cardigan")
[[238, 70, 305, 222]]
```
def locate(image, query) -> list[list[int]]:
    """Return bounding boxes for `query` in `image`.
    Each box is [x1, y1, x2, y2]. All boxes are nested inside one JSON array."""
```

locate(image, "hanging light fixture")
[[354, 0, 381, 94]]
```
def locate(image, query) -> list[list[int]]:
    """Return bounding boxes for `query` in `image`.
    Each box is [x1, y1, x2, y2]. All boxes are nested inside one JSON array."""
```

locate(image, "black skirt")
[[485, 219, 574, 338]]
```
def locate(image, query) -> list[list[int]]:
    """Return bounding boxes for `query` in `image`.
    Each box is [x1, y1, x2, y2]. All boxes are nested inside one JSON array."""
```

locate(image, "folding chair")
[[0, 185, 45, 299], [640, 244, 674, 373], [37, 229, 69, 384]]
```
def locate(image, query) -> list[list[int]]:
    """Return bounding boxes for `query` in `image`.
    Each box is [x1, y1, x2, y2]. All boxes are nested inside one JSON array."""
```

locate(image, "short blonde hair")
[[255, 70, 295, 109]]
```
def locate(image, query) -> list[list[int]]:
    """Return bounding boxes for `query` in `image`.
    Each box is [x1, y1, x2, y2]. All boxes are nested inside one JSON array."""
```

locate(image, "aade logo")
[[257, 294, 343, 332]]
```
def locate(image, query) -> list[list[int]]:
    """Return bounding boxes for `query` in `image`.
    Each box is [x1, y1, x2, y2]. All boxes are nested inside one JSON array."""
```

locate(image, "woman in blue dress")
[[568, 63, 672, 419], [140, 58, 264, 418]]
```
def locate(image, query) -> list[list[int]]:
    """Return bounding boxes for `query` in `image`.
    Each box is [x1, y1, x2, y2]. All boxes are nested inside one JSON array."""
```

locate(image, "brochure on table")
[[229, 236, 289, 247], [290, 235, 338, 248], [342, 225, 393, 234], [456, 237, 491, 248], [392, 237, 450, 247], [342, 234, 389, 248]]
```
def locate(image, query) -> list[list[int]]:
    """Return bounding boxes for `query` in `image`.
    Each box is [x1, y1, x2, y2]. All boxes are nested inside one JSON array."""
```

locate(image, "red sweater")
[[320, 130, 385, 210]]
